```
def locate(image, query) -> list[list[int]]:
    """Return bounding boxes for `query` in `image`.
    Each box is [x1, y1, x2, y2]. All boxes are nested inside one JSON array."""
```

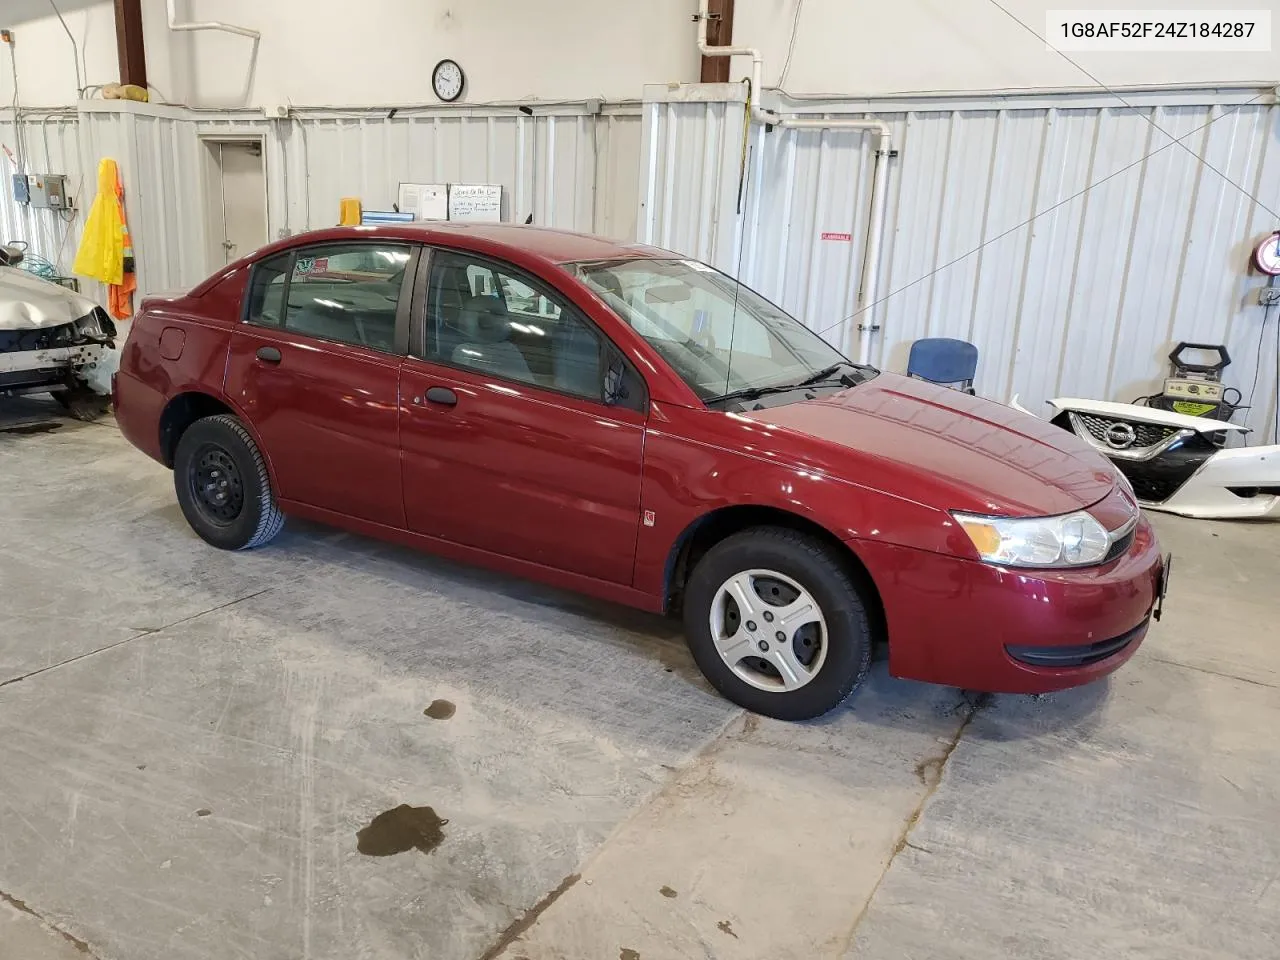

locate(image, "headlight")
[[953, 510, 1111, 568]]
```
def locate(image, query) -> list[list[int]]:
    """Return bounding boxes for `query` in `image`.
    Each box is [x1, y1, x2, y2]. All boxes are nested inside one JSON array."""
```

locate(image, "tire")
[[682, 527, 873, 721], [173, 414, 284, 550], [55, 386, 110, 421]]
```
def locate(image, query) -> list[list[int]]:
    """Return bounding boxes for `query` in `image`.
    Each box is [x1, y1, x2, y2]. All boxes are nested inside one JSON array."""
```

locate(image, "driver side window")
[[424, 250, 629, 405], [245, 243, 413, 354]]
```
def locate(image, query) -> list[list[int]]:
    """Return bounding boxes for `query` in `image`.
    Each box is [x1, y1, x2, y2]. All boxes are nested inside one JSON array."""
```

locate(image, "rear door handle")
[[256, 346, 282, 364], [424, 386, 457, 407]]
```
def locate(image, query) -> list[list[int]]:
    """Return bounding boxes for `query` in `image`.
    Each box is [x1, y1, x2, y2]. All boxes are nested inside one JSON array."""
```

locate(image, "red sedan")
[[114, 224, 1167, 719]]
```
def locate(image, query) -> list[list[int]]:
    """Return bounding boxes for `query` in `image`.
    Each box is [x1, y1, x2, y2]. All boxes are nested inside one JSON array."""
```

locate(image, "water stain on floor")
[[424, 699, 456, 720], [357, 804, 448, 856], [0, 421, 62, 436], [717, 920, 739, 939]]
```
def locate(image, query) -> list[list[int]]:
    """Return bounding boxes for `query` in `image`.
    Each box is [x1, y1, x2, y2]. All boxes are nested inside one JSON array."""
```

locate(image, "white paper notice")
[[448, 184, 503, 223], [397, 182, 448, 220]]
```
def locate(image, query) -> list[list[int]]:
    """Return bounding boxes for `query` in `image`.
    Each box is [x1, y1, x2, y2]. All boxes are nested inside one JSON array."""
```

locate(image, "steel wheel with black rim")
[[682, 527, 873, 720], [173, 414, 285, 550], [189, 443, 245, 525]]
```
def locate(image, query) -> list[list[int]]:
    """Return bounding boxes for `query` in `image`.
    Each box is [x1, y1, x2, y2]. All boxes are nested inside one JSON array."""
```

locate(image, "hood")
[[746, 373, 1116, 517], [0, 267, 100, 329]]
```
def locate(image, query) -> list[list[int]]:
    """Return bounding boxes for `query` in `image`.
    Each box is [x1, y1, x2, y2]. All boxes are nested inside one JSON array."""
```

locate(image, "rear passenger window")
[[245, 253, 289, 326], [245, 243, 413, 354]]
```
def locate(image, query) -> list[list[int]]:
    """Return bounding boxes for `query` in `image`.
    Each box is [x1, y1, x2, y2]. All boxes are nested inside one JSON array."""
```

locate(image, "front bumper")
[[1146, 444, 1280, 519], [0, 344, 112, 396], [853, 516, 1163, 694]]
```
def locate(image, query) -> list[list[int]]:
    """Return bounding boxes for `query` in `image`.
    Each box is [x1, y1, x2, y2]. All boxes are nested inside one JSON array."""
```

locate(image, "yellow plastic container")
[[339, 198, 362, 226]]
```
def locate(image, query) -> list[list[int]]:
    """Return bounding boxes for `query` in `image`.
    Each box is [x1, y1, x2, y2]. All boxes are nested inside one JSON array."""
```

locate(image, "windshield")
[[572, 257, 875, 404]]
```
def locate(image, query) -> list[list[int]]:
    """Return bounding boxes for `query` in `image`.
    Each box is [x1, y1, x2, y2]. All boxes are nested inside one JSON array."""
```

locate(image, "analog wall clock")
[[432, 59, 465, 103]]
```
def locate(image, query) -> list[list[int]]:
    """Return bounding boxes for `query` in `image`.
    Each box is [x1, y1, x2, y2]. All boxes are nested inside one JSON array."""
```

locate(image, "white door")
[[205, 141, 268, 268]]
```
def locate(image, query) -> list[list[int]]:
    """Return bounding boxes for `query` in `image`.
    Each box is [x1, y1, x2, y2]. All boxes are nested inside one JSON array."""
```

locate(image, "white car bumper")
[[0, 343, 112, 395], [1151, 444, 1280, 520]]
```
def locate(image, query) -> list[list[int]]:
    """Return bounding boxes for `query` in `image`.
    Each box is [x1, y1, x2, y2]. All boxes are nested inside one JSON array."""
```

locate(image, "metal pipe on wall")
[[856, 140, 890, 365], [691, 1, 895, 362], [778, 117, 893, 363], [165, 0, 260, 41], [165, 0, 261, 105], [695, 0, 780, 125]]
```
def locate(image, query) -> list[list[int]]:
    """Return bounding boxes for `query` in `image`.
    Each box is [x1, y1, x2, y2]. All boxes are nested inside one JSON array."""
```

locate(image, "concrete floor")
[[1, 396, 1277, 960]]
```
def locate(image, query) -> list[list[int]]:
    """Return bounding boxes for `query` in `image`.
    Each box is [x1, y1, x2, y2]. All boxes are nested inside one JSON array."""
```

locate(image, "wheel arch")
[[158, 391, 275, 490], [662, 504, 886, 645]]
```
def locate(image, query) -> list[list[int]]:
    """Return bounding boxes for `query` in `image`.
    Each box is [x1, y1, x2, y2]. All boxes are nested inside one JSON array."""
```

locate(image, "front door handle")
[[256, 346, 282, 364], [424, 386, 457, 407]]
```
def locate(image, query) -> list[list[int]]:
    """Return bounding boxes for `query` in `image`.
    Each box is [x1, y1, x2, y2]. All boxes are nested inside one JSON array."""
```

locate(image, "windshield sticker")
[[680, 259, 716, 273]]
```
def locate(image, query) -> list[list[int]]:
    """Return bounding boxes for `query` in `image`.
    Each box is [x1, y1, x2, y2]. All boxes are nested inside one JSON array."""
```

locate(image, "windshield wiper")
[[796, 363, 853, 387], [712, 362, 859, 405], [713, 382, 808, 404]]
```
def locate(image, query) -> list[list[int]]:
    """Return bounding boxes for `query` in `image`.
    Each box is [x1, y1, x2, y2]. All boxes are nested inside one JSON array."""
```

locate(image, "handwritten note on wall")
[[448, 184, 502, 223]]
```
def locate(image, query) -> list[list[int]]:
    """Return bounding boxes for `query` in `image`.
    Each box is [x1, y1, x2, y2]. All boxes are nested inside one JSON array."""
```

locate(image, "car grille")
[[1075, 413, 1178, 450], [1006, 618, 1149, 668], [1129, 475, 1184, 504]]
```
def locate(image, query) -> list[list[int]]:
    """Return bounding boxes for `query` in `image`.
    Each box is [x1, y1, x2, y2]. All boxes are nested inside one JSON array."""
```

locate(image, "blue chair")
[[906, 338, 979, 394]]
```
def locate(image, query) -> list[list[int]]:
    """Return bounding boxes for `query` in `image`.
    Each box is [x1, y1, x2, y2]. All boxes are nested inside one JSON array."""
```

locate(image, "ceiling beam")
[[114, 0, 148, 89]]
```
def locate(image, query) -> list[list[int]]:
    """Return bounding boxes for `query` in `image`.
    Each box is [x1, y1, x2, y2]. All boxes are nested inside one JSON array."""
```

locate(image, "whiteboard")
[[448, 184, 502, 223], [397, 182, 448, 220]]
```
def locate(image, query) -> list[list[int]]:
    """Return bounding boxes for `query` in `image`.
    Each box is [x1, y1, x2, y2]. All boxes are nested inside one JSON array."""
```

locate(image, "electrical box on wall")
[[12, 173, 69, 209]]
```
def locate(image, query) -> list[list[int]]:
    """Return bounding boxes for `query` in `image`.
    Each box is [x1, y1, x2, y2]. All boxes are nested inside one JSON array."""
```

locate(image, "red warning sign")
[[821, 231, 853, 242]]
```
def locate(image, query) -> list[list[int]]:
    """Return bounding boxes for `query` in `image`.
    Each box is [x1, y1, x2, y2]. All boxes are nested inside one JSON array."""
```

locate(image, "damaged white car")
[[0, 244, 117, 420], [1015, 395, 1280, 520]]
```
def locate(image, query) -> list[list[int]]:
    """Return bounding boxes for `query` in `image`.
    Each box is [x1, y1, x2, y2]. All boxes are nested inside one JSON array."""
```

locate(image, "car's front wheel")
[[55, 386, 109, 421], [682, 527, 873, 720], [173, 414, 284, 550]]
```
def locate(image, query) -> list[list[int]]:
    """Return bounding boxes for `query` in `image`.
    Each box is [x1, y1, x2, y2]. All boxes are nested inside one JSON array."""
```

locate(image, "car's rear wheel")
[[682, 527, 873, 720], [173, 414, 284, 550]]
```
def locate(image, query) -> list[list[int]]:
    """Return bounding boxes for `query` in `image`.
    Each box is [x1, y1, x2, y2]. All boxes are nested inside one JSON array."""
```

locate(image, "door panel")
[[399, 358, 646, 584], [226, 328, 404, 527], [223, 241, 419, 528]]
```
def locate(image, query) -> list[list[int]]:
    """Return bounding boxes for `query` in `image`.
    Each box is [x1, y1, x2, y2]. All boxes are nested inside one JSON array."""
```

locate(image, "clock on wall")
[[1254, 231, 1280, 276], [432, 59, 465, 103]]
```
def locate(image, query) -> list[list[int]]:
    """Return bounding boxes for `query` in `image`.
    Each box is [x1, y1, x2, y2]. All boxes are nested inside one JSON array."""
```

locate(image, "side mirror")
[[604, 354, 628, 406]]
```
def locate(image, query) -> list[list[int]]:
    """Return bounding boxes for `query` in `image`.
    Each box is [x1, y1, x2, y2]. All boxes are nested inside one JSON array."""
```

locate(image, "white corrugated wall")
[[7, 99, 643, 302], [0, 112, 84, 275], [10, 90, 1280, 437], [260, 108, 644, 240], [638, 85, 1280, 437]]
